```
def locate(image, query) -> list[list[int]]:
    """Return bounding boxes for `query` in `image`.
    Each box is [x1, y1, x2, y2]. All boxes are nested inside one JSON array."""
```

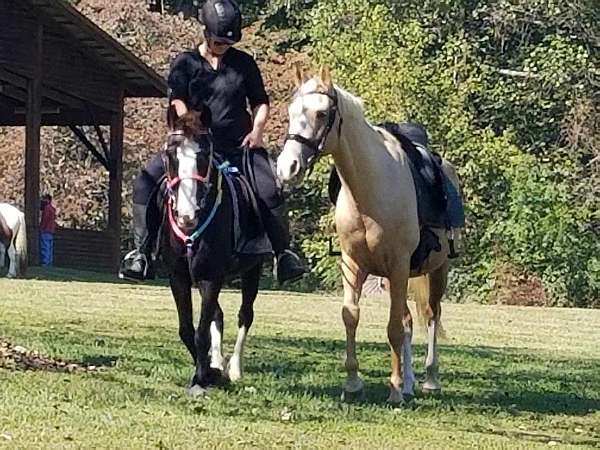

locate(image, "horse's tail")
[[409, 275, 446, 339], [14, 212, 27, 277]]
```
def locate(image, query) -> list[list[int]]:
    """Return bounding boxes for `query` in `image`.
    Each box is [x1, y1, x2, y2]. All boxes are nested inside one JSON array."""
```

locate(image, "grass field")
[[1, 268, 599, 449]]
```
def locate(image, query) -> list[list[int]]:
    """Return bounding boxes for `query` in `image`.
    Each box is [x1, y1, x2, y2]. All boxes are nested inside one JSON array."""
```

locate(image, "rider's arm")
[[251, 103, 269, 136], [167, 52, 192, 117]]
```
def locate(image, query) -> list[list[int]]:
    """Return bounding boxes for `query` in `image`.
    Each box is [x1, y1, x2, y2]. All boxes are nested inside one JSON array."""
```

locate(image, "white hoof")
[[226, 359, 242, 382]]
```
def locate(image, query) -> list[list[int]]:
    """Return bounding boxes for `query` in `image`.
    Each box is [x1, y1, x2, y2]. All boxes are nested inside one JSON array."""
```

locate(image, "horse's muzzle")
[[177, 215, 198, 232]]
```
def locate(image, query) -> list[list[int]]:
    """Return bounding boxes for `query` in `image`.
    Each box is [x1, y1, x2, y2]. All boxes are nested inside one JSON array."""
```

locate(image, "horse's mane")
[[334, 85, 367, 124]]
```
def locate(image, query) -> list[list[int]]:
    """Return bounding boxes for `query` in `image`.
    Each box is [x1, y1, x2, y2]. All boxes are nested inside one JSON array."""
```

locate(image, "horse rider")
[[119, 0, 305, 284]]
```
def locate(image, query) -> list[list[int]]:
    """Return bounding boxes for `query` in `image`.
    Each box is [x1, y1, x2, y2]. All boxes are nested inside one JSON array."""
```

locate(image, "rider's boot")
[[262, 204, 305, 284], [119, 203, 156, 281]]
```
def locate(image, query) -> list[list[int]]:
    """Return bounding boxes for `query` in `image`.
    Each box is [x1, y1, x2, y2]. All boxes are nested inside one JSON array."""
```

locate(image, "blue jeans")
[[39, 232, 54, 266]]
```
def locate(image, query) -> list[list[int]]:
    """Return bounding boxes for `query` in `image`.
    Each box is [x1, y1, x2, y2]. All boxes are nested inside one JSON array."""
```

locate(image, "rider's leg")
[[246, 148, 305, 284], [119, 153, 164, 281]]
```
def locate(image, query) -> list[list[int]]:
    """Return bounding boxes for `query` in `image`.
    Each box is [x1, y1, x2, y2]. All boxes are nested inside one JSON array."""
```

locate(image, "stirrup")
[[118, 250, 150, 281]]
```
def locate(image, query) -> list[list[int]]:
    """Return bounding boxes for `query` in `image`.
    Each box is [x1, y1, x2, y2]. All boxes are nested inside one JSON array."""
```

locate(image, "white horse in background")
[[0, 203, 27, 278]]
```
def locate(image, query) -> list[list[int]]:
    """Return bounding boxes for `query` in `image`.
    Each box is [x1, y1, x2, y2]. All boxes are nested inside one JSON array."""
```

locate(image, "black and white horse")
[[159, 111, 266, 395]]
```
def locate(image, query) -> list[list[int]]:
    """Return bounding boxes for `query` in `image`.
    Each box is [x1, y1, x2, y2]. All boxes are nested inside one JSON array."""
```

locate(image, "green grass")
[[1, 268, 599, 449]]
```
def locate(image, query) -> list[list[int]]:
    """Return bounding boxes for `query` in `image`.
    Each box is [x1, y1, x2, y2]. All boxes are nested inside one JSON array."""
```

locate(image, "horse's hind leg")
[[227, 263, 261, 382], [422, 263, 448, 394], [387, 262, 415, 405], [0, 243, 5, 272], [170, 271, 196, 363], [340, 256, 367, 401], [6, 243, 17, 278], [209, 303, 225, 371]]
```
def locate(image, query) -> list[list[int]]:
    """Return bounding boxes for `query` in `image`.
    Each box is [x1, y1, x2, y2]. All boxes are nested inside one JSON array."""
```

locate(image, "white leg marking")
[[210, 321, 224, 371], [7, 245, 16, 278], [423, 319, 441, 391], [227, 326, 247, 382]]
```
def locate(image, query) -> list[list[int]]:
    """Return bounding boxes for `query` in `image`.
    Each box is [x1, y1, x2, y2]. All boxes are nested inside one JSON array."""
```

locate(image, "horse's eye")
[[316, 110, 328, 120]]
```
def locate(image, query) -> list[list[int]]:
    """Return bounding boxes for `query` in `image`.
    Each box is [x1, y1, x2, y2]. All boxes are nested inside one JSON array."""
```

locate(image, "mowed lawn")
[[1, 269, 599, 449]]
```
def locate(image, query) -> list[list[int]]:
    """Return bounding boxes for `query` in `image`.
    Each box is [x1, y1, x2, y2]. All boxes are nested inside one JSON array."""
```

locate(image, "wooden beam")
[[14, 106, 61, 115], [0, 108, 112, 126], [68, 125, 110, 171], [0, 84, 27, 103], [108, 87, 125, 271], [25, 19, 43, 266]]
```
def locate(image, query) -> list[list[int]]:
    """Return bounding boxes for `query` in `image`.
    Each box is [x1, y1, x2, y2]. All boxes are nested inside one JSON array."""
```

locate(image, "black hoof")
[[340, 388, 365, 403]]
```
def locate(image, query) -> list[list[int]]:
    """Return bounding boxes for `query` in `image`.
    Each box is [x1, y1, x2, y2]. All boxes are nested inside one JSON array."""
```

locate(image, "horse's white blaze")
[[176, 139, 200, 221], [227, 325, 247, 382], [401, 333, 415, 396], [209, 321, 224, 371]]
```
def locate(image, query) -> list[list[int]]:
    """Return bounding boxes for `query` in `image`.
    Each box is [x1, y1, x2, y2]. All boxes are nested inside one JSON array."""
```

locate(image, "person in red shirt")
[[39, 194, 56, 266]]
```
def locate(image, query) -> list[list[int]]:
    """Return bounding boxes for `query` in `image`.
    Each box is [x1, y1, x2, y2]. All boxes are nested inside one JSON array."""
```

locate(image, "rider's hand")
[[242, 128, 264, 149]]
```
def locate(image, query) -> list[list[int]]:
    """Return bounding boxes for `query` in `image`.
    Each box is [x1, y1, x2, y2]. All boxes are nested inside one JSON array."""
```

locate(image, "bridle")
[[284, 88, 343, 171], [162, 130, 223, 257]]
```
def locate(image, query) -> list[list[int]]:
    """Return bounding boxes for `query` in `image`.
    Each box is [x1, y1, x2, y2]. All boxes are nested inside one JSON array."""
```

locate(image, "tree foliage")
[[280, 0, 599, 306]]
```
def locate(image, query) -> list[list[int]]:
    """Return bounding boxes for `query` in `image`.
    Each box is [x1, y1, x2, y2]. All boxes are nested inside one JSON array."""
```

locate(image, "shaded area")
[[243, 336, 600, 417]]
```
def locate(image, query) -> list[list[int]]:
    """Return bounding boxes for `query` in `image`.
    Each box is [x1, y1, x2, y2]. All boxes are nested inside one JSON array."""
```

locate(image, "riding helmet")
[[200, 0, 242, 44]]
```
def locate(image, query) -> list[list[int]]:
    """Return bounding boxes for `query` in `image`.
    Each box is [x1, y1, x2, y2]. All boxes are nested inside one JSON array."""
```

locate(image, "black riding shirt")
[[168, 47, 269, 152]]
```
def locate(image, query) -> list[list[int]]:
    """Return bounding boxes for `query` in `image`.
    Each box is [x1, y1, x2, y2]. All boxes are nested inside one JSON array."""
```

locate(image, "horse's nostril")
[[290, 160, 299, 176], [178, 215, 196, 228]]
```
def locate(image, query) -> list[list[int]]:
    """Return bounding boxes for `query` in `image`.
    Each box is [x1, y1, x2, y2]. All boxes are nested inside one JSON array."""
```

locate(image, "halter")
[[163, 132, 223, 257], [285, 88, 343, 171]]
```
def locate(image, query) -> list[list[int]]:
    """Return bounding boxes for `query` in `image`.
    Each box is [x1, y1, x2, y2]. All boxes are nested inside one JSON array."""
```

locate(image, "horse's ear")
[[319, 65, 332, 88], [293, 61, 305, 88], [167, 104, 177, 131]]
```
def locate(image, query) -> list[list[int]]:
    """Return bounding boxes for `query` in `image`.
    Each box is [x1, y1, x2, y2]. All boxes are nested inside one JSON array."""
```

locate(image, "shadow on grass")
[[4, 327, 599, 418], [242, 336, 600, 417]]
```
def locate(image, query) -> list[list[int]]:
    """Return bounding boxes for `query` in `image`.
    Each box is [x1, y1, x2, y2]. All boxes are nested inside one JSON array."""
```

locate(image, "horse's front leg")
[[169, 270, 196, 363], [194, 279, 223, 388], [209, 303, 225, 372], [227, 263, 261, 382], [340, 255, 367, 401]]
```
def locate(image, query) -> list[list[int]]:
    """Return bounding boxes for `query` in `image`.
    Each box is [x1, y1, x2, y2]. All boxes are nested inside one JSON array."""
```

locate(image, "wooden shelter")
[[0, 0, 167, 271]]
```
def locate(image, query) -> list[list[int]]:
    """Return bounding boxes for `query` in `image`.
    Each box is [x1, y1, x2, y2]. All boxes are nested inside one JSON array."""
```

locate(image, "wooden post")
[[108, 88, 124, 272], [24, 20, 43, 265]]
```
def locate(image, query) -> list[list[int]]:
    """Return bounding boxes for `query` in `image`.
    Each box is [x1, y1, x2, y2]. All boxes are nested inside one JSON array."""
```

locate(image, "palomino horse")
[[277, 66, 462, 404], [158, 111, 266, 395], [0, 203, 27, 278]]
